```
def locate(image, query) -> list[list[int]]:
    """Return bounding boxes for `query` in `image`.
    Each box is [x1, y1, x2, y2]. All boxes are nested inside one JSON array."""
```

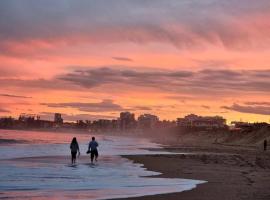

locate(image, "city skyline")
[[0, 111, 229, 131], [1, 111, 266, 126], [0, 0, 270, 123]]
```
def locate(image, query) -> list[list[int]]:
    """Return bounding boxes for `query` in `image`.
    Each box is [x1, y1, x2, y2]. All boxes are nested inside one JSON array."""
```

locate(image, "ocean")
[[0, 129, 205, 199]]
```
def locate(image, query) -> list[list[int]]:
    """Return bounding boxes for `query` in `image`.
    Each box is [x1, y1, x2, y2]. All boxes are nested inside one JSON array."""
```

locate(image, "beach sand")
[[119, 146, 270, 200]]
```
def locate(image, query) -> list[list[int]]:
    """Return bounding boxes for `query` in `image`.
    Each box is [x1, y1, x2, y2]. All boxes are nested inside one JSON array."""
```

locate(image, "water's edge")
[[0, 130, 206, 200]]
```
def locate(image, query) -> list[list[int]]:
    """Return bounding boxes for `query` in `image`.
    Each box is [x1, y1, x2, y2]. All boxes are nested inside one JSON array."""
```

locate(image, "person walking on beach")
[[88, 136, 99, 163], [70, 137, 80, 164], [264, 139, 267, 151]]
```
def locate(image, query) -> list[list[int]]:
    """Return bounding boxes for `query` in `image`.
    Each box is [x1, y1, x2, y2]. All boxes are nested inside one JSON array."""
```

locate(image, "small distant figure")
[[88, 136, 99, 163], [264, 139, 267, 151], [70, 137, 80, 164]]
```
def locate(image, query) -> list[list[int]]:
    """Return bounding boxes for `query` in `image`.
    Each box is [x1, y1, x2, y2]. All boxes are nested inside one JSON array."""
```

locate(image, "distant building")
[[177, 114, 226, 129], [111, 119, 120, 130], [37, 120, 54, 128], [92, 119, 112, 130], [156, 120, 177, 129], [138, 114, 159, 129], [54, 113, 63, 124], [231, 121, 251, 129], [18, 113, 35, 123], [119, 112, 136, 130], [229, 121, 268, 131]]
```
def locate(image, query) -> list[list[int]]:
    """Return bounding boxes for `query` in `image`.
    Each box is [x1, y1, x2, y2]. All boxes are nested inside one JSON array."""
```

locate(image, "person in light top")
[[88, 136, 99, 163]]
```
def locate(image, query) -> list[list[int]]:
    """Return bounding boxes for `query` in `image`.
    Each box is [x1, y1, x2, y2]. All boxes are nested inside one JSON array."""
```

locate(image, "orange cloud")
[[1, 0, 270, 123]]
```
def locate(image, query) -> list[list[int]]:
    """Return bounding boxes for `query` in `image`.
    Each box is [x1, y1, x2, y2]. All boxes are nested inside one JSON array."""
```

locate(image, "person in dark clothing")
[[264, 139, 267, 151], [70, 137, 80, 164], [88, 136, 99, 163]]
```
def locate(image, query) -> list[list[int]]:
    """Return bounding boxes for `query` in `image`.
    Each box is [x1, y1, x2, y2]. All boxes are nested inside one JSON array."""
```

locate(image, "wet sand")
[[119, 146, 270, 200]]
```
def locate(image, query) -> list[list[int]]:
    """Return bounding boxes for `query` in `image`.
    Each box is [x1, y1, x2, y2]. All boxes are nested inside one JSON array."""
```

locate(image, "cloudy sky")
[[0, 0, 270, 123]]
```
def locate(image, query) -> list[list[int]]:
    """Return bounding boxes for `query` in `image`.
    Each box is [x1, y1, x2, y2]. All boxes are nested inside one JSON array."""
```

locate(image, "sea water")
[[0, 130, 205, 199]]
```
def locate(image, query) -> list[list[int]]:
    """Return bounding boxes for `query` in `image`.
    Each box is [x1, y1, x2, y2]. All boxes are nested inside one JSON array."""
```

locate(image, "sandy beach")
[[119, 145, 270, 200], [1, 129, 269, 200]]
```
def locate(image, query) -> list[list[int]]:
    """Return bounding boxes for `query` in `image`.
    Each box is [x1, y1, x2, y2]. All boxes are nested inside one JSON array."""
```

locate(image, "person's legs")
[[95, 150, 98, 162], [71, 152, 73, 164], [90, 151, 94, 163], [71, 152, 77, 164]]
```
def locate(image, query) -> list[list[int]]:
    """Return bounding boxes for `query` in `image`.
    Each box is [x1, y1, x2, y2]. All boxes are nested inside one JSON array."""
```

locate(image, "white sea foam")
[[0, 130, 205, 199]]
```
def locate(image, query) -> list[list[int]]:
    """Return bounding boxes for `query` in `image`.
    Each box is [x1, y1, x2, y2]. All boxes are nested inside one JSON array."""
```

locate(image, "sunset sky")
[[0, 0, 270, 123]]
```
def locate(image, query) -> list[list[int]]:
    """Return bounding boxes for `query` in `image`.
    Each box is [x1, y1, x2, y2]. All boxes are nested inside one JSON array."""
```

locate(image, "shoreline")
[[1, 128, 269, 199], [117, 147, 270, 200]]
